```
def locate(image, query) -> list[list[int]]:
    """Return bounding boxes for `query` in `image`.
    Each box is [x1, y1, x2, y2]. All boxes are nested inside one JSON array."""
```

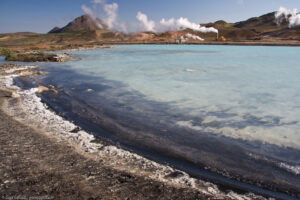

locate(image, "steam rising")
[[103, 3, 118, 29], [275, 6, 300, 28], [81, 5, 97, 20], [185, 33, 204, 41], [82, 0, 218, 34], [81, 5, 103, 29], [159, 17, 218, 33], [82, 0, 127, 32], [137, 12, 218, 34], [136, 12, 156, 32]]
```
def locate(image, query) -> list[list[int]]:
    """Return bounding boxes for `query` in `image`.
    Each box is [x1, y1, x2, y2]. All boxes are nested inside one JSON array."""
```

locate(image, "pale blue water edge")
[[66, 45, 300, 151]]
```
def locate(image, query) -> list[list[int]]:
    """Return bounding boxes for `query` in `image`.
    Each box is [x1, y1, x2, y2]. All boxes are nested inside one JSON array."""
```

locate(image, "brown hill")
[[262, 26, 300, 40], [49, 14, 108, 33], [49, 27, 60, 33], [202, 12, 300, 41], [234, 12, 278, 29]]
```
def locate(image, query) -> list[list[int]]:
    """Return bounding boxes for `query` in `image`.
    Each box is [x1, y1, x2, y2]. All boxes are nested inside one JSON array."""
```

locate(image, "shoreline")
[[0, 64, 266, 199], [98, 41, 300, 47], [1, 41, 300, 58], [0, 86, 210, 200]]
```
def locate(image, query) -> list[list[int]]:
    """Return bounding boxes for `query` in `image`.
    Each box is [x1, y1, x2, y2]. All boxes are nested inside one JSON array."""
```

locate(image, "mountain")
[[49, 14, 108, 33], [48, 27, 60, 33]]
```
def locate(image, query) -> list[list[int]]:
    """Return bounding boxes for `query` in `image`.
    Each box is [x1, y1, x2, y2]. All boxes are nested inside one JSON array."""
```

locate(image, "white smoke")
[[136, 12, 218, 34], [275, 6, 300, 28], [136, 12, 156, 32], [185, 33, 204, 41]]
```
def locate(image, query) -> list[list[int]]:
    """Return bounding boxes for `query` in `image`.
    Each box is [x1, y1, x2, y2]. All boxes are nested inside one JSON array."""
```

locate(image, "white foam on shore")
[[1, 75, 18, 90], [0, 67, 265, 200], [1, 65, 38, 90], [279, 163, 300, 175], [176, 119, 300, 150], [247, 152, 300, 176], [185, 68, 197, 72]]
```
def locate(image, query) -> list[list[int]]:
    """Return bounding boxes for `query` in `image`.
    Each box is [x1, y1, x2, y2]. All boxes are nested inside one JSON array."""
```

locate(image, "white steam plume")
[[103, 2, 118, 29], [82, 0, 128, 32], [275, 6, 300, 28], [159, 17, 218, 33], [136, 12, 218, 34], [136, 12, 156, 32], [81, 4, 103, 29], [82, 1, 218, 34], [185, 33, 204, 41]]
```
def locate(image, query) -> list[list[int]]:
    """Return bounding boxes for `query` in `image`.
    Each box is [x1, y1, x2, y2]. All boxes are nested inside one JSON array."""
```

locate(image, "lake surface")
[[17, 45, 300, 198]]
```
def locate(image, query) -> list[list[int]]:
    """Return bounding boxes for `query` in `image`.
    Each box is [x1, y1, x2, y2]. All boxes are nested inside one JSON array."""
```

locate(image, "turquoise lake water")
[[67, 45, 300, 150]]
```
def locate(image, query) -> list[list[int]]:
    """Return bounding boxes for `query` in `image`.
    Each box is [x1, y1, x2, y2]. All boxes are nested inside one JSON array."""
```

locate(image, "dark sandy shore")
[[0, 92, 211, 200]]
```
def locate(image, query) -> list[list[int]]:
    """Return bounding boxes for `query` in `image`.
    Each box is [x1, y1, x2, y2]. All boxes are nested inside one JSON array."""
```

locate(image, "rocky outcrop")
[[48, 26, 61, 33]]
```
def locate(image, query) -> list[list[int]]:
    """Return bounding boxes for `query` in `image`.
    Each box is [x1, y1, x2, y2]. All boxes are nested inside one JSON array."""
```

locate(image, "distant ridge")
[[49, 27, 60, 33], [200, 11, 300, 40], [233, 12, 279, 29], [49, 14, 108, 33]]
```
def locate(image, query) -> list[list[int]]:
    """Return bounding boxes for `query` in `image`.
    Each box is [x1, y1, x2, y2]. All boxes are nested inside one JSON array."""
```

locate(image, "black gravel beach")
[[0, 90, 212, 200]]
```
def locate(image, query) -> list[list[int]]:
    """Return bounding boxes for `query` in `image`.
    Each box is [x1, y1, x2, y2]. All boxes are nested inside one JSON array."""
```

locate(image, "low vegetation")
[[0, 48, 69, 62], [1, 48, 54, 62], [1, 48, 17, 61]]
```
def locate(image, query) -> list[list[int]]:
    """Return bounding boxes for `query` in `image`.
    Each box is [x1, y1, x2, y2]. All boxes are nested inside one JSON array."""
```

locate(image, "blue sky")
[[0, 0, 299, 33]]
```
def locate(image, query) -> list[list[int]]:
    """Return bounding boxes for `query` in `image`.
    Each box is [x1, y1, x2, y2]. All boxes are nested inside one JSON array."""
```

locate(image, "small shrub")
[[30, 47, 40, 51], [1, 48, 17, 61], [50, 46, 57, 50], [23, 55, 37, 62]]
